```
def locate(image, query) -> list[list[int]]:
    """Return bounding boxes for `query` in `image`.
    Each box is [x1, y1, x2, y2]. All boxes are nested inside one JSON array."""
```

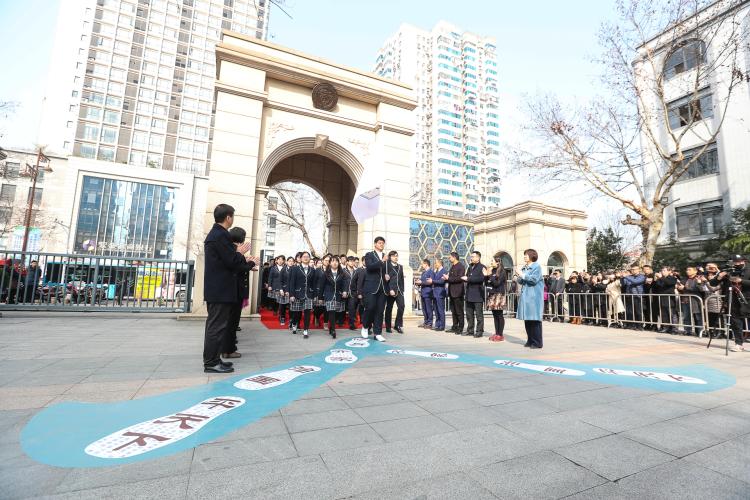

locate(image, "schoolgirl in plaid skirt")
[[287, 251, 320, 339], [319, 258, 350, 339]]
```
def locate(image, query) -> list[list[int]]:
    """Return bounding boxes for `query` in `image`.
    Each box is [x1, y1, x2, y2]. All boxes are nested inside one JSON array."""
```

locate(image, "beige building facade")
[[473, 202, 587, 276], [191, 32, 418, 314]]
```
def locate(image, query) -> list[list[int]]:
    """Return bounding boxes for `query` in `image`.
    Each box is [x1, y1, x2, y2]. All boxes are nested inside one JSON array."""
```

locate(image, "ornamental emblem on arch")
[[311, 82, 338, 111]]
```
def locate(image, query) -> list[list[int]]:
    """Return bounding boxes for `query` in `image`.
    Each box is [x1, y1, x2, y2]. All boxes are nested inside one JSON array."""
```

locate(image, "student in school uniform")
[[319, 257, 350, 339], [268, 255, 288, 325], [361, 236, 388, 342], [384, 250, 406, 334], [288, 251, 319, 339], [344, 256, 360, 330]]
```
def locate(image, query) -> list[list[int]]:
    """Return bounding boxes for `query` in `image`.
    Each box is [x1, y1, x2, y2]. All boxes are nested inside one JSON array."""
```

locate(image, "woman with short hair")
[[515, 249, 544, 349]]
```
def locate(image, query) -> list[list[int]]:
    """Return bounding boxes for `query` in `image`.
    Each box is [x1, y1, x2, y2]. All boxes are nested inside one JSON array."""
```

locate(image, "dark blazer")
[[236, 261, 252, 301], [319, 270, 350, 302], [385, 261, 405, 295], [352, 267, 365, 296], [653, 275, 677, 295], [447, 262, 465, 298], [465, 263, 486, 303], [419, 268, 433, 297], [287, 265, 319, 300], [268, 265, 286, 291], [362, 251, 386, 295], [203, 223, 253, 303], [432, 266, 448, 299], [486, 271, 507, 295]]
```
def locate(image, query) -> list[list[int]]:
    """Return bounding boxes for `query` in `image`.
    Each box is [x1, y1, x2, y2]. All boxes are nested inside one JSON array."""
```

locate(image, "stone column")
[[248, 185, 270, 315]]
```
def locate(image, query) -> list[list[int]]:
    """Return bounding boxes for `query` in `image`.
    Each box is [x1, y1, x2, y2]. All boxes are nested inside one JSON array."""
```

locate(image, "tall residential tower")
[[375, 22, 501, 217]]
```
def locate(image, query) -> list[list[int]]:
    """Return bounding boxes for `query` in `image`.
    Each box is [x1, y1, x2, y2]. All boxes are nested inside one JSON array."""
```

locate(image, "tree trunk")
[[640, 205, 665, 266]]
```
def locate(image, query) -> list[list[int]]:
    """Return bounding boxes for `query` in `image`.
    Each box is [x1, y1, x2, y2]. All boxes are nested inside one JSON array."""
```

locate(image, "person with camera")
[[709, 255, 750, 352], [676, 266, 705, 337]]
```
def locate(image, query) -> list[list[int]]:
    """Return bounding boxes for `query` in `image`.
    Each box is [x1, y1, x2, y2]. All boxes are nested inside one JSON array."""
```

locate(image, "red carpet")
[[259, 307, 362, 331]]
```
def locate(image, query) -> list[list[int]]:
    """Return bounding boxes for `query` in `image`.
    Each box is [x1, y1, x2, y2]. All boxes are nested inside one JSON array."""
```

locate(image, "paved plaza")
[[1, 313, 749, 499]]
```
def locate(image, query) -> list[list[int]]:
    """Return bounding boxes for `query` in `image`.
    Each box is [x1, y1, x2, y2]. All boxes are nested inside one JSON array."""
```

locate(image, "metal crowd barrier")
[[0, 251, 194, 313]]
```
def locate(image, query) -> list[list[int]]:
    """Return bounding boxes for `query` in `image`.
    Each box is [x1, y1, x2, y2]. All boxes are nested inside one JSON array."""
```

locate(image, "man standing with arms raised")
[[202, 204, 256, 373], [361, 236, 388, 342]]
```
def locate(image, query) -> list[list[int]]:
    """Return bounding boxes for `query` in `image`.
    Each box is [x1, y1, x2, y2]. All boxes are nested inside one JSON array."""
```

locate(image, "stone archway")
[[263, 152, 359, 257], [189, 32, 416, 316]]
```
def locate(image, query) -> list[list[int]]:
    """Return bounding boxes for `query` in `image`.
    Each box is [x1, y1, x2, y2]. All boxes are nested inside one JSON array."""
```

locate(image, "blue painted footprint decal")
[[22, 337, 734, 468]]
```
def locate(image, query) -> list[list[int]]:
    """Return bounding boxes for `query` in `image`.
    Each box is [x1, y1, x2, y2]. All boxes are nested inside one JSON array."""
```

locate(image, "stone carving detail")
[[347, 138, 371, 158], [265, 122, 295, 151], [312, 82, 338, 111]]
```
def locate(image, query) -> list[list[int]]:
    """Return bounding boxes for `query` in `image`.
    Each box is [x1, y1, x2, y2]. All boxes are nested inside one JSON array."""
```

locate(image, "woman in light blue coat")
[[515, 249, 544, 348]]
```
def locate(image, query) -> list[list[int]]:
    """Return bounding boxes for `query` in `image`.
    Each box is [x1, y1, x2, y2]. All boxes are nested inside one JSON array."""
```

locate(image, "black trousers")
[[659, 296, 677, 329], [524, 320, 543, 347], [223, 301, 242, 354], [292, 309, 312, 330], [278, 303, 287, 322], [625, 295, 643, 328], [465, 301, 484, 334], [363, 292, 387, 334], [449, 296, 465, 330], [347, 296, 360, 328], [491, 309, 505, 335], [203, 302, 234, 367], [385, 293, 405, 330]]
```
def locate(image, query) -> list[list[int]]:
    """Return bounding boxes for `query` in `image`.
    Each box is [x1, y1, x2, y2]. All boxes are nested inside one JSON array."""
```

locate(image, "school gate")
[[190, 32, 417, 315]]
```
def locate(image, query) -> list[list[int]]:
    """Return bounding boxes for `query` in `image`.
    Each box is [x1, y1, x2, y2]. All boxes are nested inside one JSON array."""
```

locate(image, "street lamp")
[[20, 148, 52, 254]]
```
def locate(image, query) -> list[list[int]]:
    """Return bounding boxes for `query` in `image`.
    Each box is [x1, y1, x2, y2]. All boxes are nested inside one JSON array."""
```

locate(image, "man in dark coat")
[[361, 236, 388, 342], [224, 227, 253, 359], [445, 252, 465, 333], [461, 251, 486, 338], [202, 204, 255, 373]]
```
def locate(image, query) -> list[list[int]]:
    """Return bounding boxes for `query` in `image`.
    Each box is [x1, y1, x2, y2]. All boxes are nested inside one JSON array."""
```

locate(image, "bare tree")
[[269, 182, 329, 257], [514, 0, 749, 264], [0, 101, 19, 140]]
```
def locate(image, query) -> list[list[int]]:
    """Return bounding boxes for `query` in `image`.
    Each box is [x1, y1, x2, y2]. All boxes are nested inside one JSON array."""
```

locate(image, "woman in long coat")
[[516, 249, 544, 348], [605, 271, 626, 327]]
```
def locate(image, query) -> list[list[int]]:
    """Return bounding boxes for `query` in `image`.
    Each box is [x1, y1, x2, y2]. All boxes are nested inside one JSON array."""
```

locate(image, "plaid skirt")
[[289, 298, 314, 311], [276, 292, 289, 305], [325, 300, 345, 312]]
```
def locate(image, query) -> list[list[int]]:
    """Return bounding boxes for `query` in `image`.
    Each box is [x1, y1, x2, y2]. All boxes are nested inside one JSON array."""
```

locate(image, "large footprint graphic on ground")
[[22, 337, 734, 468]]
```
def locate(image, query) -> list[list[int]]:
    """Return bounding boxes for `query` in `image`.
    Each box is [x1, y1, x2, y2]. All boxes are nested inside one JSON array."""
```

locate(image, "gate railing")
[[0, 251, 194, 312]]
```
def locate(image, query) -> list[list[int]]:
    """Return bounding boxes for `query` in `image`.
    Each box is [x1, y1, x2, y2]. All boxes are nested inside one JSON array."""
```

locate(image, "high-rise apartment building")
[[39, 0, 270, 175], [375, 22, 501, 217]]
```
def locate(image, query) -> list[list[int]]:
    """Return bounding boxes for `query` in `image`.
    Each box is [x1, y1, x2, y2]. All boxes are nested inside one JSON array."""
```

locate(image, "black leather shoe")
[[395, 327, 403, 334], [461, 331, 474, 336], [386, 329, 392, 333], [434, 328, 444, 332], [220, 360, 233, 368], [454, 330, 463, 335], [523, 343, 531, 347], [236, 326, 242, 332], [205, 363, 234, 373], [473, 333, 483, 338], [530, 345, 543, 349]]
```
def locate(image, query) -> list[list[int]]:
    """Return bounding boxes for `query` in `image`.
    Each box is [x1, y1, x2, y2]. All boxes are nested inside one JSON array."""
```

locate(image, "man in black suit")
[[461, 251, 486, 338], [445, 251, 466, 334], [361, 236, 388, 342], [384, 250, 405, 334], [202, 204, 256, 373]]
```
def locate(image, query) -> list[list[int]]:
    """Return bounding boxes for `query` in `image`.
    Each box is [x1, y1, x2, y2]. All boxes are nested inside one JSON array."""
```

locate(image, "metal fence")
[[0, 251, 194, 313]]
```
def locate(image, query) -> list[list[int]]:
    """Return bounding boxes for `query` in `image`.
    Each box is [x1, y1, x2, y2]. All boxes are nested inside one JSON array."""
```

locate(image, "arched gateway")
[[191, 33, 416, 315]]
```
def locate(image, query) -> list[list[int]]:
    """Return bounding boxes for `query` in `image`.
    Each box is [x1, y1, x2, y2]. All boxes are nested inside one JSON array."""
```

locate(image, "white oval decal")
[[325, 349, 358, 364], [345, 338, 370, 348], [234, 365, 321, 391], [593, 368, 706, 384], [85, 396, 245, 459], [494, 360, 585, 376], [386, 349, 459, 360]]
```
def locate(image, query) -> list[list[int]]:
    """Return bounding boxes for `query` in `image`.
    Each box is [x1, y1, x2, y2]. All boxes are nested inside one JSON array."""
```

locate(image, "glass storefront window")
[[74, 175, 176, 259]]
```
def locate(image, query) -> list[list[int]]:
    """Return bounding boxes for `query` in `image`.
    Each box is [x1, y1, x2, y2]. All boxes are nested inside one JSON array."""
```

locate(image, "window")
[[103, 110, 119, 124], [81, 123, 99, 141], [3, 162, 20, 179], [100, 126, 117, 143], [676, 200, 724, 238], [27, 187, 43, 206], [268, 196, 278, 211], [663, 39, 706, 79], [267, 215, 276, 229], [0, 184, 17, 203], [265, 231, 276, 246], [667, 89, 713, 129], [675, 143, 719, 181]]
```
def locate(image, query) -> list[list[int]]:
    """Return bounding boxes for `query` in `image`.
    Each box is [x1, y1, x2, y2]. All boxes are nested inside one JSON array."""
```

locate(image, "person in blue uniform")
[[416, 259, 434, 329], [431, 259, 449, 331]]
